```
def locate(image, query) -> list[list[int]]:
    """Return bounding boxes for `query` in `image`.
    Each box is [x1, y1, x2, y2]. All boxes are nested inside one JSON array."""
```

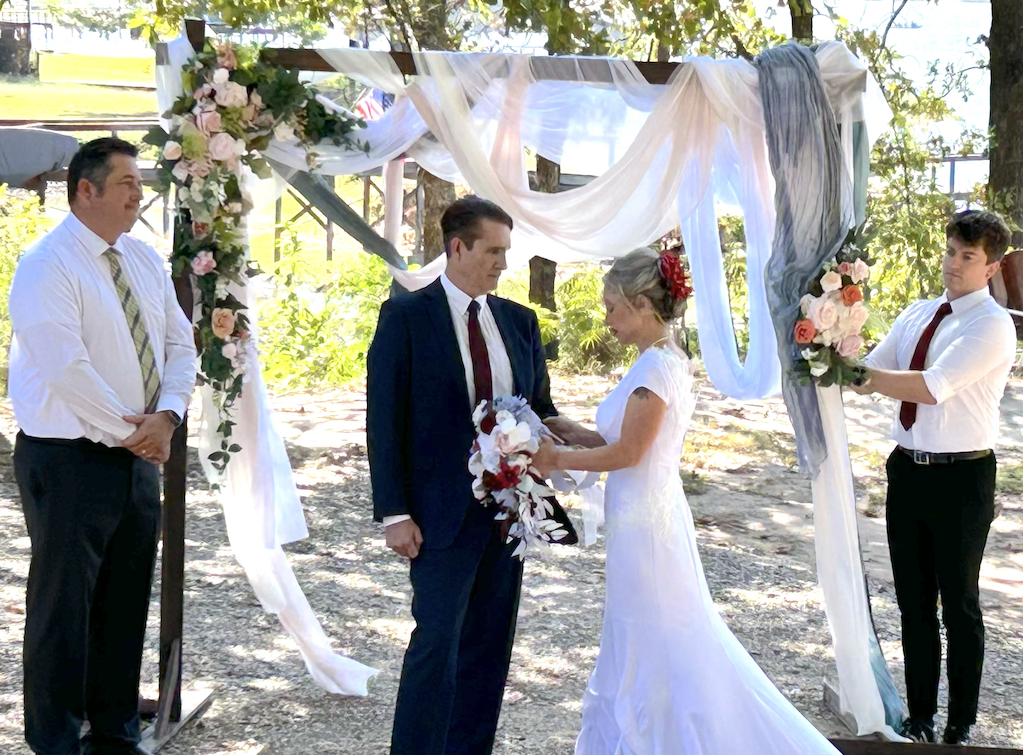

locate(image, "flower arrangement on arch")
[[469, 396, 572, 559], [792, 238, 874, 387], [144, 39, 363, 472]]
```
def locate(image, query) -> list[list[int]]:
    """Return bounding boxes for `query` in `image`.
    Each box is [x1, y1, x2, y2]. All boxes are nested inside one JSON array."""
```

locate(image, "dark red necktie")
[[899, 301, 953, 431], [467, 300, 493, 404]]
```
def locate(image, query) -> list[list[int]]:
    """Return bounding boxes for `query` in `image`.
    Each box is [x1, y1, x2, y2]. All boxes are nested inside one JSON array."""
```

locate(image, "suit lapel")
[[488, 296, 526, 397], [423, 279, 472, 410]]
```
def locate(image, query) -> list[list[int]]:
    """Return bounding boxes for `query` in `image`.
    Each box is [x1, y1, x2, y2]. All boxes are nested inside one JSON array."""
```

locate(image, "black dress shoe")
[[899, 717, 936, 743], [943, 724, 972, 745]]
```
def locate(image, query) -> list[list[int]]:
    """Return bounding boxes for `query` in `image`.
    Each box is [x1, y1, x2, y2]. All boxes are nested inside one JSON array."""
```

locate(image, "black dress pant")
[[390, 506, 524, 755], [885, 448, 995, 728], [14, 433, 161, 755]]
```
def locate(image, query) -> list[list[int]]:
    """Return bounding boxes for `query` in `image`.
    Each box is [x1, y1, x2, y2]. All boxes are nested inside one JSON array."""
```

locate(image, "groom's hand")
[[386, 519, 424, 559]]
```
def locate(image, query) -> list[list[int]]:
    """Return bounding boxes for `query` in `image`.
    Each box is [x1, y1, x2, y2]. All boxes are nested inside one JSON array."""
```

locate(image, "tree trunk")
[[989, 0, 1023, 249], [530, 155, 560, 358], [790, 0, 813, 45], [419, 167, 456, 263], [530, 156, 560, 312]]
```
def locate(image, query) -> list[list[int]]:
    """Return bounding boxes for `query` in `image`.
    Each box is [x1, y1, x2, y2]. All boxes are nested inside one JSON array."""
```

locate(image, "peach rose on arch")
[[794, 319, 817, 345], [211, 308, 237, 339], [841, 285, 864, 306]]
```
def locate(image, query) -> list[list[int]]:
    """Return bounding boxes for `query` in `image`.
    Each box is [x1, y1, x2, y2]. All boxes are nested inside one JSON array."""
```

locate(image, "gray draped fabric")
[[756, 43, 852, 479], [758, 46, 905, 731]]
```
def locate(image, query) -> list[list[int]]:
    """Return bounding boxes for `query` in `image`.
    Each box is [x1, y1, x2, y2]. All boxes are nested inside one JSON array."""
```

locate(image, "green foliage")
[[258, 233, 392, 390], [718, 213, 750, 357], [835, 19, 977, 328], [0, 187, 50, 393], [499, 264, 635, 373]]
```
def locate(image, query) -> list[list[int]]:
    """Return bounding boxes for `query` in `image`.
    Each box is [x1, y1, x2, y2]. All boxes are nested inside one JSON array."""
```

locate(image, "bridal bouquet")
[[793, 241, 874, 387], [469, 396, 571, 558]]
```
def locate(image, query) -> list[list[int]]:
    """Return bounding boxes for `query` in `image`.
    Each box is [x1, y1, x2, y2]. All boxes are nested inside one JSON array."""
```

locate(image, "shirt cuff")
[[382, 514, 412, 527], [921, 368, 951, 405], [156, 395, 189, 421]]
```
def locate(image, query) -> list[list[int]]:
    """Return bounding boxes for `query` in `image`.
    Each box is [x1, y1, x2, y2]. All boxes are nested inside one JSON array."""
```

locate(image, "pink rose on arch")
[[195, 110, 223, 134], [216, 43, 238, 70], [191, 251, 217, 276], [837, 334, 864, 358], [208, 132, 237, 162], [838, 262, 852, 277], [215, 81, 248, 109], [191, 220, 211, 238], [211, 308, 237, 339], [851, 258, 870, 284], [193, 84, 214, 101], [184, 159, 212, 179]]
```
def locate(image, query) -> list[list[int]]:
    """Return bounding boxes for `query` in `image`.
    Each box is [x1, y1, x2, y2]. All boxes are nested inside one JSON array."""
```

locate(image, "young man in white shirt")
[[8, 138, 196, 755], [854, 209, 1016, 746]]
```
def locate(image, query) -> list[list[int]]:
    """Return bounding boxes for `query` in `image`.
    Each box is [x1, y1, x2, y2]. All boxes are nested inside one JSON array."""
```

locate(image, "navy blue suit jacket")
[[366, 278, 557, 550]]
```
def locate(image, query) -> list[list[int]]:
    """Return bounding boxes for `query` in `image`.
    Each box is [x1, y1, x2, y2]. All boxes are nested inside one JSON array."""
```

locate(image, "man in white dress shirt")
[[854, 210, 1016, 746], [8, 138, 196, 755]]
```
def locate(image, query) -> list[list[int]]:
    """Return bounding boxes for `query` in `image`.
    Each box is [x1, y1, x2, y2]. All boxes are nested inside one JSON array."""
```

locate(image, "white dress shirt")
[[865, 288, 1016, 453], [383, 273, 515, 528], [8, 211, 197, 447]]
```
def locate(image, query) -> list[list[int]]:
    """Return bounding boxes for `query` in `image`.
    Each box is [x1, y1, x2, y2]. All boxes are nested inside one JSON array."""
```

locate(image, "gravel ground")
[[1, 375, 1022, 754]]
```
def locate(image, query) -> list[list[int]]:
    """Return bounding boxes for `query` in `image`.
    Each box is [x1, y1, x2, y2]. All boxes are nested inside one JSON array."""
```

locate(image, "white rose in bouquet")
[[820, 270, 843, 293]]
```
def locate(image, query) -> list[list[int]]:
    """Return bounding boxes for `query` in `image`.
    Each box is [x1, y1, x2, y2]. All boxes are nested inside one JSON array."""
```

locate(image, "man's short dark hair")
[[946, 209, 1011, 263], [67, 137, 139, 205], [441, 196, 513, 256]]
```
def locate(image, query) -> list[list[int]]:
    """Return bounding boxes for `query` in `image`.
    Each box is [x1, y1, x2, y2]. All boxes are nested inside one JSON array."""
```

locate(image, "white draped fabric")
[[157, 38, 901, 735]]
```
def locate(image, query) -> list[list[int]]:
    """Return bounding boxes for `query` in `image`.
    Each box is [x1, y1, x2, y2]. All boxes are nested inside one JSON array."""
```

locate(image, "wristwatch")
[[162, 410, 183, 427]]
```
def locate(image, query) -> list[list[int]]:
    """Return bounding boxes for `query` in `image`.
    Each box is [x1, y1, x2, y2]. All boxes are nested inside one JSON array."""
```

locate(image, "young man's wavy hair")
[[946, 210, 1011, 264]]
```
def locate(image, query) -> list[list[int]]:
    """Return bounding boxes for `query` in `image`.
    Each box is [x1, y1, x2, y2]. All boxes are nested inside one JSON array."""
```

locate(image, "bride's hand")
[[531, 436, 560, 478]]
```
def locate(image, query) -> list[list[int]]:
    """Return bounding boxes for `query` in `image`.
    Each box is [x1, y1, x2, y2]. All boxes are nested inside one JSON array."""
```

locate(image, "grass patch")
[[38, 52, 155, 85], [684, 422, 798, 470], [0, 76, 156, 119]]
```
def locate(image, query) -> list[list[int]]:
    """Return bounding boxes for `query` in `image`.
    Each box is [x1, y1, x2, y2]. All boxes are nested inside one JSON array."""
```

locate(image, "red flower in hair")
[[657, 252, 693, 301]]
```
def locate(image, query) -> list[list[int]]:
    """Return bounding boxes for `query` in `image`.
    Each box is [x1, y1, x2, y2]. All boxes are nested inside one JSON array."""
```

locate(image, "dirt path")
[[1, 374, 1021, 754]]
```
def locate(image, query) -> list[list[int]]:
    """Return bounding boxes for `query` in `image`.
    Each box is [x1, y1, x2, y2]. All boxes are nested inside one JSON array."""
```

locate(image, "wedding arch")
[[150, 19, 905, 748]]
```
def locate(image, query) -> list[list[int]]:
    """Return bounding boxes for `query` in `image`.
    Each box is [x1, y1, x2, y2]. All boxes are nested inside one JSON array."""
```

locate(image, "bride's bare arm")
[[534, 388, 666, 474], [543, 416, 607, 448]]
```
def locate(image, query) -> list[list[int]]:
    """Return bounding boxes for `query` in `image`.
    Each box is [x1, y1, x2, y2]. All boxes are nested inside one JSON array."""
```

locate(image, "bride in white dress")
[[532, 248, 841, 755]]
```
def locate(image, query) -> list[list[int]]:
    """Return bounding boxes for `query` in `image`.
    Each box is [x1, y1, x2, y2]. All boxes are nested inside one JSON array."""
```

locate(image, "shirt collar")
[[440, 273, 487, 314], [63, 211, 123, 258], [944, 287, 991, 315]]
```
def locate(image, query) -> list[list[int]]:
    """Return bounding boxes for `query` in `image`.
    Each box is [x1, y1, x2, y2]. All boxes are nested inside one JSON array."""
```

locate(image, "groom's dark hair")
[[441, 196, 513, 256]]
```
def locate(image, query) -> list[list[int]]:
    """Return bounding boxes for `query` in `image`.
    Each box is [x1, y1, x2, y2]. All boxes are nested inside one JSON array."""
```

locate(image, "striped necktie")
[[105, 248, 161, 413]]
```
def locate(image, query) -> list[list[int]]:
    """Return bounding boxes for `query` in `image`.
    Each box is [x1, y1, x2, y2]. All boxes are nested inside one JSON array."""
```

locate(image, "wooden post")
[[157, 14, 205, 726]]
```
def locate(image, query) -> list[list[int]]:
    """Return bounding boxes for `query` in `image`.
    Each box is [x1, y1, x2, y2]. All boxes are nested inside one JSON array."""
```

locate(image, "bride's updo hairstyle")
[[604, 247, 689, 324]]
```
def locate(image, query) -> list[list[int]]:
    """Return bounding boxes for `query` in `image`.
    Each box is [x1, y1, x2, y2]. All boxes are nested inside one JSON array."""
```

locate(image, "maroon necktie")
[[899, 301, 953, 431], [467, 300, 493, 404]]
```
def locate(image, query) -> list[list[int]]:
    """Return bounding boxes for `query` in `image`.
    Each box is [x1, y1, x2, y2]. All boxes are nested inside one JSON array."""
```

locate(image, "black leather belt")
[[897, 446, 992, 465]]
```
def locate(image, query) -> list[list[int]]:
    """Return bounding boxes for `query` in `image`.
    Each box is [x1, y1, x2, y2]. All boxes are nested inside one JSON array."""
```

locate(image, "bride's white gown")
[[576, 345, 840, 755]]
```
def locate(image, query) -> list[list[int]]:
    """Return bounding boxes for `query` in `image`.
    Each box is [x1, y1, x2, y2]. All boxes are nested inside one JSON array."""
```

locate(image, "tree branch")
[[880, 0, 910, 53], [383, 0, 415, 51], [731, 33, 753, 61]]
